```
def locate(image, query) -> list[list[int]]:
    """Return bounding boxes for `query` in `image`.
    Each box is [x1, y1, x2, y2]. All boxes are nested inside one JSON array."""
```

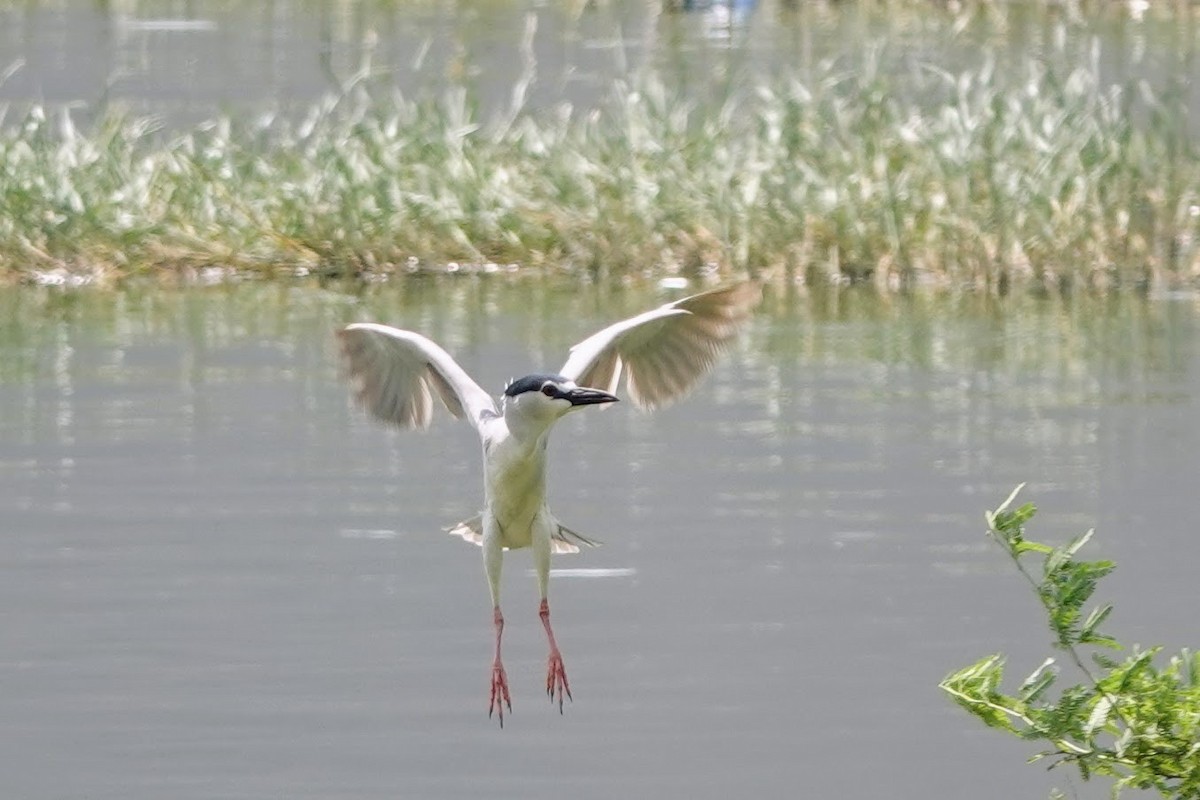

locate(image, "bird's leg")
[[489, 605, 511, 727], [483, 518, 510, 727], [539, 598, 572, 712]]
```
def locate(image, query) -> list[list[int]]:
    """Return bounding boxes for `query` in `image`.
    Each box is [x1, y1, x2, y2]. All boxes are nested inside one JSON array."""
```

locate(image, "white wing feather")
[[559, 282, 760, 410], [337, 323, 497, 433]]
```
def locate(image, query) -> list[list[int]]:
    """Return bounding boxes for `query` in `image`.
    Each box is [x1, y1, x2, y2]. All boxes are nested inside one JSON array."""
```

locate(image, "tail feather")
[[554, 522, 603, 553], [445, 514, 485, 547], [444, 513, 602, 554]]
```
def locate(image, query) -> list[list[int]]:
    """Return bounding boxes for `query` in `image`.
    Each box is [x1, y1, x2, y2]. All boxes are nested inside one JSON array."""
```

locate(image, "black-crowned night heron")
[[337, 282, 759, 727]]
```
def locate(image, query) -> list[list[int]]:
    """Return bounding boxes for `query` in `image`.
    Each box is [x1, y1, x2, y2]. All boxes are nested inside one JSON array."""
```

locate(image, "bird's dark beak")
[[565, 387, 619, 407]]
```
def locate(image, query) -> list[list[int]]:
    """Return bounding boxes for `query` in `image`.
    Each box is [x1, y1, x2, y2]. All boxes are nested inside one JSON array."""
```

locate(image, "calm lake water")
[[2, 0, 1198, 123], [1, 280, 1197, 798]]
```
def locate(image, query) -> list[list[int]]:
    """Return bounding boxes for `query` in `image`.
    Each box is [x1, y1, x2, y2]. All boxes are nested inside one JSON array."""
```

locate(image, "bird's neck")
[[485, 415, 552, 526], [501, 403, 560, 445]]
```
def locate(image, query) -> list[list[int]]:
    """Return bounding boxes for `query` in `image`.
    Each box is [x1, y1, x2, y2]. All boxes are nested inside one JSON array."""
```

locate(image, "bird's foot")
[[489, 660, 512, 728], [546, 648, 573, 713]]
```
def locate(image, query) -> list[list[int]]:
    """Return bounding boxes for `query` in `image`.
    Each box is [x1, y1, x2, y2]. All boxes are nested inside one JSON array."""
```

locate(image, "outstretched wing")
[[337, 323, 497, 433], [559, 282, 760, 410]]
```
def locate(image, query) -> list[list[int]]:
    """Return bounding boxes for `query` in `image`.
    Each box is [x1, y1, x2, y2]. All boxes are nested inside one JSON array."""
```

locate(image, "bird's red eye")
[[542, 385, 557, 397]]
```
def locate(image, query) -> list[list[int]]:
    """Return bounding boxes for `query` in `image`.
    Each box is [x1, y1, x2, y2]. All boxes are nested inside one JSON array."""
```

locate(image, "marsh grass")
[[1, 42, 1197, 290]]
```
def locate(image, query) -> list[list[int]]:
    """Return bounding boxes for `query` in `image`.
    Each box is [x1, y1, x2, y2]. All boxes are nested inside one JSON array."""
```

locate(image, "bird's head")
[[501, 373, 618, 431]]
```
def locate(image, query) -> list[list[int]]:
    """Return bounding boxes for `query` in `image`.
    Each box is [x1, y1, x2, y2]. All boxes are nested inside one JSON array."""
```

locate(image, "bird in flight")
[[337, 281, 760, 727]]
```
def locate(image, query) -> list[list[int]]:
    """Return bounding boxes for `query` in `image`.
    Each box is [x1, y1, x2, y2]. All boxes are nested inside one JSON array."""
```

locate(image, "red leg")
[[539, 598, 573, 713], [489, 606, 511, 727]]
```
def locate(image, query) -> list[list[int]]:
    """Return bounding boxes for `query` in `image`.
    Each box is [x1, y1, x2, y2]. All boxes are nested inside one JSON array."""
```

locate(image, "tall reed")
[[0, 43, 1196, 290]]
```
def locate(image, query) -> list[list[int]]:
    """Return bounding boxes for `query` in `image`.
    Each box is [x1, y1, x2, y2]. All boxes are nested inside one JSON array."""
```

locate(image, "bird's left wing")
[[559, 282, 760, 410], [337, 323, 497, 433]]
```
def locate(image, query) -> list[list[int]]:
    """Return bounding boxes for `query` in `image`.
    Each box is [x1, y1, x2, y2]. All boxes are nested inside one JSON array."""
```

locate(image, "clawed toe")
[[489, 661, 512, 728], [546, 650, 573, 713]]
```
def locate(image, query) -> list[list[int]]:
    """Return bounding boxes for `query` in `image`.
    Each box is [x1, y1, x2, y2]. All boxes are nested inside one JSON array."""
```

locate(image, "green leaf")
[[1044, 546, 1072, 579], [1010, 502, 1037, 527], [939, 655, 1021, 734], [1082, 604, 1112, 636], [1113, 726, 1132, 758], [1083, 695, 1113, 736], [1019, 658, 1059, 703], [1079, 633, 1121, 651], [1183, 648, 1199, 686], [1064, 528, 1095, 557], [993, 483, 1027, 517], [950, 488, 1200, 797]]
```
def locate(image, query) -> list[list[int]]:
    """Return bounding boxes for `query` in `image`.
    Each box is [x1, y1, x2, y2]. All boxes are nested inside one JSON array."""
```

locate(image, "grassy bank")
[[1, 45, 1197, 291]]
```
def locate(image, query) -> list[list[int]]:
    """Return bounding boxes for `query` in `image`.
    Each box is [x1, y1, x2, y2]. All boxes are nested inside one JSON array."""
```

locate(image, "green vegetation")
[[941, 486, 1200, 798], [1, 39, 1197, 288]]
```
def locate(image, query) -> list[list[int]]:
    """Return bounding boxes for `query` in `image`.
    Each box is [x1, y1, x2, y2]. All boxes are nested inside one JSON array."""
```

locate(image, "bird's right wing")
[[337, 323, 497, 433], [559, 282, 760, 410]]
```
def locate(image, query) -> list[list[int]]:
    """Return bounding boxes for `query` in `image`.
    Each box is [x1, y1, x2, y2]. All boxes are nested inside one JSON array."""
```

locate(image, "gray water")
[[1, 281, 1197, 798], [2, 0, 1198, 124]]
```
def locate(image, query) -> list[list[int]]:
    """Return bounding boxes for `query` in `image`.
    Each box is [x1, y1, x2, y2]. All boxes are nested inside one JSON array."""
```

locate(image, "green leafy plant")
[[941, 485, 1200, 797]]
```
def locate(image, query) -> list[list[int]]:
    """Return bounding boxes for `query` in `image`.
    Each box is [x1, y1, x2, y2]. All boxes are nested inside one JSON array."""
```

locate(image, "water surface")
[[2, 0, 1197, 123], [1, 281, 1197, 798]]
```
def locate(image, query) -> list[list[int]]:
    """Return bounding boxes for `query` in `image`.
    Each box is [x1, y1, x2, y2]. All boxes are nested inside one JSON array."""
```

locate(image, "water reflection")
[[0, 280, 1197, 799], [2, 281, 1195, 475], [672, 0, 760, 44]]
